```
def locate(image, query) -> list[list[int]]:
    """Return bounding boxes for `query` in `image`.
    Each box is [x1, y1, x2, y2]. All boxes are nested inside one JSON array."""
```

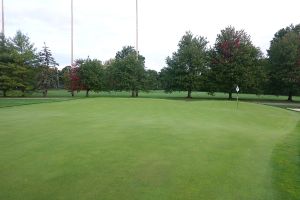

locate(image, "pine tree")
[[37, 43, 58, 97], [11, 31, 38, 96], [0, 34, 23, 97]]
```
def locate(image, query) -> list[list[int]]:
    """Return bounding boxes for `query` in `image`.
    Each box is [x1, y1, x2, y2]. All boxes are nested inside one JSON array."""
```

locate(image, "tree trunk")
[[57, 69, 60, 89], [131, 90, 135, 97], [135, 90, 139, 97], [86, 89, 90, 97], [3, 90, 7, 97], [229, 92, 232, 100], [43, 89, 48, 97], [21, 89, 25, 97], [288, 91, 293, 101], [70, 90, 75, 97], [187, 90, 192, 98]]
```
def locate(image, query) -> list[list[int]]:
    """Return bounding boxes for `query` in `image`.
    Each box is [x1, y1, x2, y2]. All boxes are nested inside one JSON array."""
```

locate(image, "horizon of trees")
[[0, 24, 300, 101]]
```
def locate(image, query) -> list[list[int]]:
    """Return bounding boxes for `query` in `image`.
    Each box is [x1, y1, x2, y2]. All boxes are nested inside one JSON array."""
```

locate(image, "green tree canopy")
[[268, 24, 300, 101], [0, 34, 18, 97], [37, 43, 59, 97], [210, 26, 263, 99], [78, 57, 104, 97], [10, 31, 38, 95], [144, 69, 160, 91], [11, 30, 37, 66], [107, 46, 146, 97], [161, 31, 208, 98]]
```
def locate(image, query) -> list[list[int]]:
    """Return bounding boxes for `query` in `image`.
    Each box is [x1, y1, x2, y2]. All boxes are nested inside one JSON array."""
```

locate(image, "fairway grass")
[[0, 98, 299, 200], [0, 98, 71, 108]]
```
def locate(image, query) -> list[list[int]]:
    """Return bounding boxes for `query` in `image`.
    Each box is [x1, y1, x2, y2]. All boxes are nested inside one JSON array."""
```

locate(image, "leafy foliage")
[[210, 26, 264, 99], [107, 46, 146, 97], [1, 26, 300, 99], [10, 31, 38, 95], [268, 24, 300, 101], [161, 31, 209, 98], [37, 43, 59, 97], [0, 34, 24, 97], [78, 58, 104, 97], [144, 69, 160, 91]]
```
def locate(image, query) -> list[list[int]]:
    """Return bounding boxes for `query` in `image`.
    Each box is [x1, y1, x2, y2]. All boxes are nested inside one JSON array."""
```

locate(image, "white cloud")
[[3, 0, 300, 70]]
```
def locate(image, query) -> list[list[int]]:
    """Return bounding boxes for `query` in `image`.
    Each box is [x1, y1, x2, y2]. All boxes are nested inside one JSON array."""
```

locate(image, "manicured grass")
[[0, 98, 71, 108], [0, 98, 299, 200], [272, 121, 300, 199]]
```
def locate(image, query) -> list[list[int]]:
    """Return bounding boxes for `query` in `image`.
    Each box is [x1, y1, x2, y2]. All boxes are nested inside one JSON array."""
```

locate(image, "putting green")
[[0, 98, 299, 200]]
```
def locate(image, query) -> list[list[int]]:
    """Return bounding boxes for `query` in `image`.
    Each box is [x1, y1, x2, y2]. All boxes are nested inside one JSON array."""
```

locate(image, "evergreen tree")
[[11, 31, 38, 96], [0, 34, 27, 97], [37, 43, 58, 97]]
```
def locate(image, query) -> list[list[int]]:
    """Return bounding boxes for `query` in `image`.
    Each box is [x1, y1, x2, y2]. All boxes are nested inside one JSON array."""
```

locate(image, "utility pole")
[[70, 0, 75, 97], [71, 0, 74, 67], [136, 0, 138, 59], [1, 0, 4, 35]]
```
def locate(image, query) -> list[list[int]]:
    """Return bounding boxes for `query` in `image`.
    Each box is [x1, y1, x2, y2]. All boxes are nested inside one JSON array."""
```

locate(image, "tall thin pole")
[[136, 0, 138, 58], [236, 93, 239, 109], [70, 0, 74, 96], [71, 0, 74, 67], [1, 0, 4, 35]]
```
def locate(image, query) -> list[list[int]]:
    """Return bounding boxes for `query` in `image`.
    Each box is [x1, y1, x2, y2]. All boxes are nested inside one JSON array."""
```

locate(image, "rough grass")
[[0, 98, 299, 200], [2, 89, 300, 102]]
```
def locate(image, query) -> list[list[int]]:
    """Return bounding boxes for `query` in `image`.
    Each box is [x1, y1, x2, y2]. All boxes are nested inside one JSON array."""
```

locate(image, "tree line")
[[1, 24, 300, 101], [0, 31, 58, 97]]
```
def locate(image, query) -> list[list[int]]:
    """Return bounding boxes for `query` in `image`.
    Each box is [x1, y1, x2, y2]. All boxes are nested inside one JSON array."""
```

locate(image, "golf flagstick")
[[236, 86, 239, 109]]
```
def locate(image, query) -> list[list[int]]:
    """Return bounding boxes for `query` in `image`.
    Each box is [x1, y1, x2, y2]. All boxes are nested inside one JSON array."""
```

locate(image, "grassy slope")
[[272, 120, 300, 199], [0, 98, 299, 200]]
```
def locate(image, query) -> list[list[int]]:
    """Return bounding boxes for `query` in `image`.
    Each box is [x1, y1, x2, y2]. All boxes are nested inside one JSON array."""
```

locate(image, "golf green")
[[0, 98, 299, 200]]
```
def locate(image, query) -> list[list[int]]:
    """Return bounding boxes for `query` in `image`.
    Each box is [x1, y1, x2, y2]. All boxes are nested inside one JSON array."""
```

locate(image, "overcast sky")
[[3, 0, 300, 70]]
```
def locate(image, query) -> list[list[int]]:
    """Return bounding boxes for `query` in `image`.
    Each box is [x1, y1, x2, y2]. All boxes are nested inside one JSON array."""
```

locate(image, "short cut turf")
[[0, 98, 299, 200]]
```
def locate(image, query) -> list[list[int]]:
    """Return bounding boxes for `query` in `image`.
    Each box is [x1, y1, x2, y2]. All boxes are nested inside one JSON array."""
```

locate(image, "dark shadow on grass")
[[1, 90, 300, 110], [73, 94, 300, 104], [0, 98, 76, 108]]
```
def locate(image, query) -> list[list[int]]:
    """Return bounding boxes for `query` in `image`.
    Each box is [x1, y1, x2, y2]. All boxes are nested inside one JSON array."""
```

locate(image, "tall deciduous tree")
[[78, 57, 104, 97], [108, 46, 145, 97], [210, 26, 263, 99], [144, 69, 160, 90], [268, 24, 300, 101], [162, 31, 208, 98], [37, 43, 58, 97]]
